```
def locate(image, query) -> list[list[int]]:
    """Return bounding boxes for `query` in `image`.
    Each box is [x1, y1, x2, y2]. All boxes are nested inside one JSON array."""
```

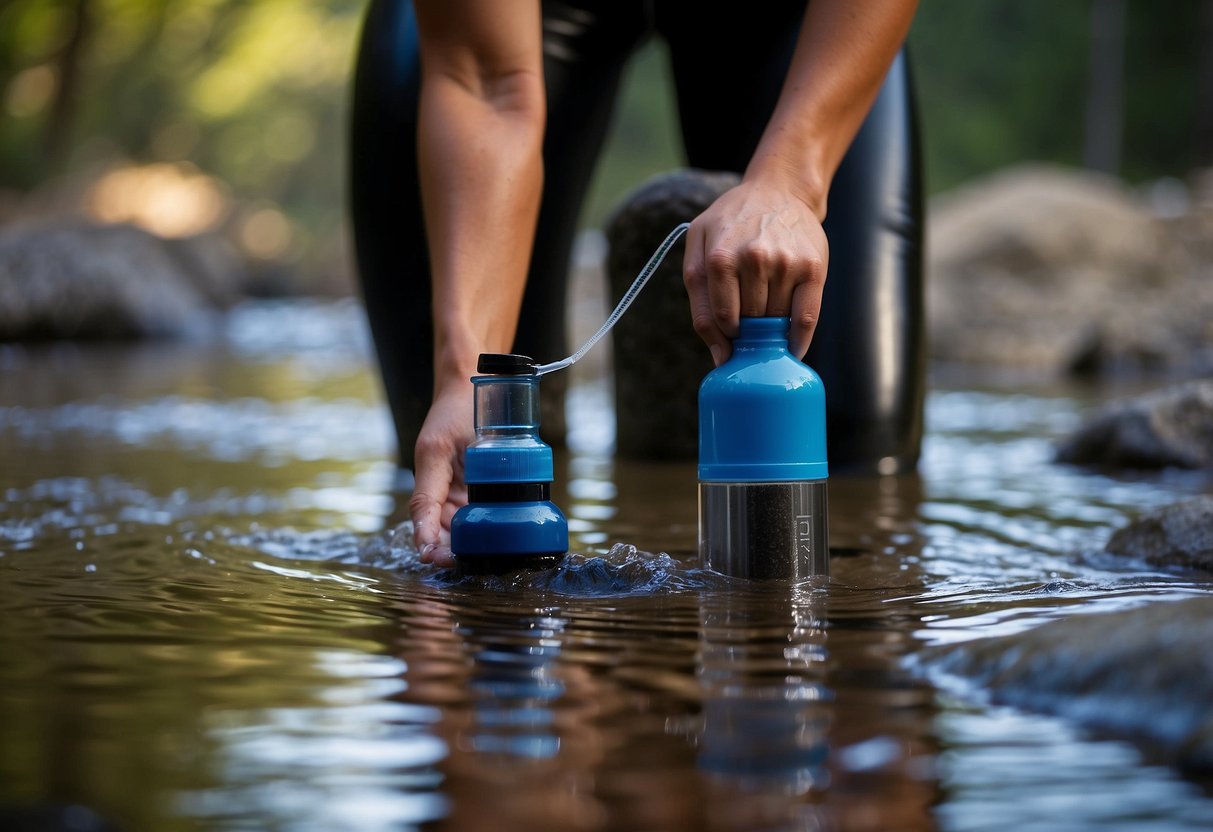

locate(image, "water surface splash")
[[3, 301, 1213, 831]]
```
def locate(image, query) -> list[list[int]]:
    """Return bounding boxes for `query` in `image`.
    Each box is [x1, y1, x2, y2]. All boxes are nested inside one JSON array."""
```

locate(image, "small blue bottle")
[[698, 317, 829, 578], [450, 354, 568, 572]]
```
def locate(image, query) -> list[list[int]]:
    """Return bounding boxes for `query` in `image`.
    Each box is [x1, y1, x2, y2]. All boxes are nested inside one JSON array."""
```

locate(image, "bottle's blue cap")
[[698, 317, 828, 482]]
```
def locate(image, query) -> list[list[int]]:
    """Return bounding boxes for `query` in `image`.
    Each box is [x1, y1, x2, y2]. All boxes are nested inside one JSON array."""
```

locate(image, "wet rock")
[[918, 597, 1213, 774], [0, 221, 236, 341], [0, 803, 122, 832], [1063, 326, 1213, 380], [161, 231, 246, 309], [928, 163, 1213, 376], [1105, 497, 1213, 571], [1055, 380, 1213, 469], [606, 169, 732, 459]]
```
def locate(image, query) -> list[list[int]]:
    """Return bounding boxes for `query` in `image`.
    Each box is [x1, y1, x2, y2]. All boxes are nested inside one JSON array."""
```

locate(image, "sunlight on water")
[[1, 301, 1211, 831]]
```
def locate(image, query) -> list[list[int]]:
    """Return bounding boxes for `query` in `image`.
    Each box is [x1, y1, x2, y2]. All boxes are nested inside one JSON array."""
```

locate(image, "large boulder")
[[931, 164, 1165, 279], [917, 597, 1213, 774], [0, 221, 242, 341], [928, 164, 1213, 376], [1105, 497, 1213, 571], [1055, 380, 1213, 469]]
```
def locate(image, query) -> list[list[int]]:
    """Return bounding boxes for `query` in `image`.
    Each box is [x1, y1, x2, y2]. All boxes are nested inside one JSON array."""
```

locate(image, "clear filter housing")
[[698, 318, 829, 579], [462, 374, 553, 485], [475, 374, 539, 435]]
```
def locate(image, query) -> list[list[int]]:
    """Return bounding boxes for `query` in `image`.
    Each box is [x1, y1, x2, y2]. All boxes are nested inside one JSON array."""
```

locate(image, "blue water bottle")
[[698, 317, 829, 578], [450, 354, 568, 572]]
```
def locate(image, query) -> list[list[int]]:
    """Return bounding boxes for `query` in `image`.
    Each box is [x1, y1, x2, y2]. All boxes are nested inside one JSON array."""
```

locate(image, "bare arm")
[[410, 0, 545, 560], [684, 0, 918, 362]]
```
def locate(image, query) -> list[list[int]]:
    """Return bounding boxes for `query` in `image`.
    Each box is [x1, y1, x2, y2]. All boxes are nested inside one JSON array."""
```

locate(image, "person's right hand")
[[408, 380, 474, 568], [682, 174, 829, 366]]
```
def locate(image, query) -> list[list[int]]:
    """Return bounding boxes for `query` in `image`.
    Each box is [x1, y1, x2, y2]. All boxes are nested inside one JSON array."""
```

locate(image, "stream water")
[[2, 300, 1212, 832]]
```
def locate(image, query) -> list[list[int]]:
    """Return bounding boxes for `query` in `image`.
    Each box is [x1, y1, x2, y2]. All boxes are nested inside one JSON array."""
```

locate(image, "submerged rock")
[[918, 597, 1213, 774], [606, 169, 732, 459], [1105, 497, 1213, 571], [0, 221, 243, 341], [1055, 380, 1213, 469]]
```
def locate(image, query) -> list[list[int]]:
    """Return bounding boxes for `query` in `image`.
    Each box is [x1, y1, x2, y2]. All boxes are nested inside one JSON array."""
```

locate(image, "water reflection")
[[828, 472, 926, 568], [393, 539, 940, 832], [5, 302, 1213, 831], [394, 599, 613, 831], [459, 611, 567, 759], [697, 587, 830, 794], [179, 658, 449, 831], [0, 523, 451, 832], [694, 581, 939, 831]]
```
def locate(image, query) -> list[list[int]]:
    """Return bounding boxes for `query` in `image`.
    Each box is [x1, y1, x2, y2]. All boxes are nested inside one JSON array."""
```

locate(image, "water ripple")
[[4, 304, 1213, 831]]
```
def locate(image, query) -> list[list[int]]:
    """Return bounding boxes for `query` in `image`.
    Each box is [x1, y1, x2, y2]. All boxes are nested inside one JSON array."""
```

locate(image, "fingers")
[[787, 244, 827, 359], [684, 219, 731, 366], [407, 383, 474, 565], [687, 186, 830, 363], [787, 278, 821, 360], [425, 543, 456, 568], [690, 237, 819, 356], [440, 496, 463, 530], [409, 434, 454, 563], [705, 244, 743, 336]]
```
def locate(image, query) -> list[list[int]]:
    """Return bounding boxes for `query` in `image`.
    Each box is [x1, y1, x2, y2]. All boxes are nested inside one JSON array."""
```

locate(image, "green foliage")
[[910, 3, 1089, 191], [910, 0, 1206, 192], [1, 0, 362, 277], [1118, 1, 1204, 181], [0, 0, 1207, 281]]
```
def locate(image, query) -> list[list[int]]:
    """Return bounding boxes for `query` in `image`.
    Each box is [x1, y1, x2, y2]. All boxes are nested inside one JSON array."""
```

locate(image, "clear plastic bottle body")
[[474, 375, 539, 435], [698, 318, 829, 578], [698, 480, 828, 579], [462, 376, 552, 481], [460, 374, 553, 485]]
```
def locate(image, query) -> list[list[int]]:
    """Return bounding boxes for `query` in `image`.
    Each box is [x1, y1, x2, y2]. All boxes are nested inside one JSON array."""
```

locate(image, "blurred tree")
[[42, 0, 89, 170], [1083, 0, 1126, 174], [1198, 0, 1213, 167], [0, 0, 1209, 286], [910, 2, 1089, 191], [0, 0, 363, 283], [1120, 1, 1204, 182], [910, 0, 1206, 191]]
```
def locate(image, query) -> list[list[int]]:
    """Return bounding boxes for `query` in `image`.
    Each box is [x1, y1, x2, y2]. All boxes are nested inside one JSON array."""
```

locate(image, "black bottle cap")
[[477, 353, 539, 375]]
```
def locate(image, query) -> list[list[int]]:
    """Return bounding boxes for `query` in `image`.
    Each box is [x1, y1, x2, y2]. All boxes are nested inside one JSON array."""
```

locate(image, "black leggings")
[[350, 0, 925, 475]]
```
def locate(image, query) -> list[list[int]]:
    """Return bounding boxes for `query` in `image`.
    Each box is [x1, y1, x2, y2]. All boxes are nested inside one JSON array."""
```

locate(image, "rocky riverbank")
[[929, 164, 1213, 379], [0, 221, 245, 340]]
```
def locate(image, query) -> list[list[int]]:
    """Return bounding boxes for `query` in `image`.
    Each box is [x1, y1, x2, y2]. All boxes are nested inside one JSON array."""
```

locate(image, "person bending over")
[[349, 0, 923, 566]]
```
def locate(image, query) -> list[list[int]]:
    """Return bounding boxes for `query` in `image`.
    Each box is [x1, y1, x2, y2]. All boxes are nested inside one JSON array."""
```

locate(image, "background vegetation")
[[0, 0, 1209, 285]]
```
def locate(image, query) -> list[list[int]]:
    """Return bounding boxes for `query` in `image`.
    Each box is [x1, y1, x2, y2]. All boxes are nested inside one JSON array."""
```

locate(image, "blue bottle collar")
[[733, 316, 790, 348]]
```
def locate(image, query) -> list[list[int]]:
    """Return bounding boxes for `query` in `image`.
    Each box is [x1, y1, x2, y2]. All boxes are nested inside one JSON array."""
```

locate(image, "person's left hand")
[[409, 379, 473, 568], [682, 176, 829, 365]]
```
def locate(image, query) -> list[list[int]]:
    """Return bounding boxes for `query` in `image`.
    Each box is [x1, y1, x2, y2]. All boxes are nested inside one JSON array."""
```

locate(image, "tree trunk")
[[1083, 0, 1127, 175], [1196, 0, 1213, 168], [42, 0, 91, 173]]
